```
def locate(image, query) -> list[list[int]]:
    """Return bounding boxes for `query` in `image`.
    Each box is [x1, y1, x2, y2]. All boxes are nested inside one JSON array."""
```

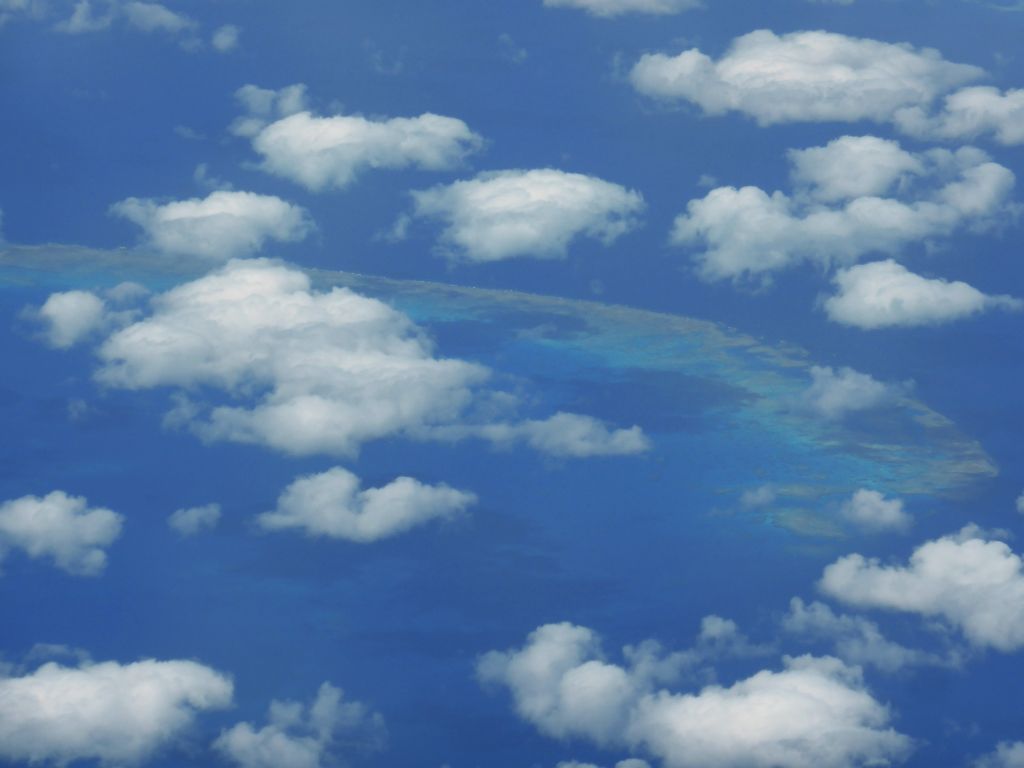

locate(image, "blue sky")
[[2, 1, 1024, 767]]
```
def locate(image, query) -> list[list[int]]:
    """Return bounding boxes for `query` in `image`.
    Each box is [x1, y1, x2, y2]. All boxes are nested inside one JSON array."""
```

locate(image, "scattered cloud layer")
[[215, 682, 385, 768], [0, 491, 123, 575], [257, 467, 476, 542], [825, 260, 1021, 329], [479, 622, 911, 768], [671, 137, 1015, 282], [841, 490, 912, 533], [631, 30, 981, 127], [801, 366, 904, 421], [820, 526, 1024, 651], [409, 169, 645, 262], [112, 190, 314, 261], [234, 84, 483, 192], [0, 657, 233, 765], [168, 503, 221, 536], [542, 0, 701, 17]]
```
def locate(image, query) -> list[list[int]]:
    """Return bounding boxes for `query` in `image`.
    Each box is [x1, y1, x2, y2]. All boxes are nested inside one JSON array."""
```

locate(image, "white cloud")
[[57, 0, 199, 40], [56, 0, 113, 32], [35, 290, 108, 348], [671, 138, 1015, 282], [211, 23, 240, 52], [801, 366, 903, 421], [0, 491, 123, 576], [235, 84, 483, 191], [0, 0, 46, 27], [256, 467, 476, 542], [168, 503, 221, 537], [630, 30, 981, 126], [468, 412, 651, 457], [542, 0, 701, 17], [896, 86, 1024, 146], [841, 490, 912, 533], [1017, 492, 1024, 515], [0, 657, 232, 765], [740, 485, 775, 509], [410, 169, 645, 262], [825, 260, 1022, 329], [112, 190, 314, 261], [479, 622, 911, 768], [215, 682, 385, 768], [783, 598, 949, 672], [977, 742, 1024, 768], [820, 526, 1024, 651], [121, 1, 193, 34]]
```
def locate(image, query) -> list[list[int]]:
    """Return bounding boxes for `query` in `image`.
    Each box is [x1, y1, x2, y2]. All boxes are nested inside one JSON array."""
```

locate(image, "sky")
[[2, 1, 1024, 767]]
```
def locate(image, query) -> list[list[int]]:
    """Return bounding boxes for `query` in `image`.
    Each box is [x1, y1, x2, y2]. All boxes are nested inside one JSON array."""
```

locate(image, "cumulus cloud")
[[256, 467, 476, 542], [841, 490, 912, 533], [0, 656, 232, 765], [215, 682, 385, 768], [70, 259, 642, 460], [783, 598, 951, 672], [34, 290, 108, 348], [801, 366, 904, 421], [542, 0, 700, 17], [409, 169, 645, 262], [976, 742, 1024, 768], [895, 87, 1024, 145], [820, 526, 1024, 651], [630, 30, 981, 126], [825, 260, 1022, 329], [234, 84, 483, 191], [168, 503, 221, 536], [112, 190, 314, 261], [0, 491, 123, 576], [671, 137, 1015, 282], [479, 622, 911, 768]]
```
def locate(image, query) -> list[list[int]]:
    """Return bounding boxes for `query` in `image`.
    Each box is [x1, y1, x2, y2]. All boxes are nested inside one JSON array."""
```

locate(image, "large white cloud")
[[215, 682, 385, 768], [820, 526, 1024, 651], [671, 137, 1015, 282], [801, 366, 904, 421], [479, 622, 911, 768], [112, 190, 314, 261], [0, 491, 123, 575], [630, 30, 981, 126], [235, 85, 483, 192], [409, 169, 645, 262], [0, 657, 233, 765], [542, 0, 700, 17], [76, 259, 644, 459], [256, 467, 476, 542], [895, 86, 1024, 145], [824, 260, 1022, 329]]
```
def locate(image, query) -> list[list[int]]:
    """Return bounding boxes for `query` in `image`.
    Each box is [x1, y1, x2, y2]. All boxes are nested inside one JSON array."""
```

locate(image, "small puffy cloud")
[[783, 598, 949, 672], [542, 0, 700, 17], [215, 682, 385, 768], [630, 29, 981, 126], [211, 23, 240, 52], [841, 490, 912, 533], [0, 657, 233, 765], [825, 260, 1022, 330], [671, 138, 1015, 282], [168, 503, 221, 537], [257, 467, 476, 543], [121, 1, 194, 34], [112, 190, 314, 261], [801, 366, 903, 421], [479, 622, 911, 768], [820, 526, 1024, 651], [896, 87, 1024, 146], [235, 84, 483, 191], [472, 412, 651, 457], [740, 485, 775, 509], [35, 290, 108, 348], [409, 169, 645, 263], [0, 491, 123, 576], [977, 742, 1024, 768]]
